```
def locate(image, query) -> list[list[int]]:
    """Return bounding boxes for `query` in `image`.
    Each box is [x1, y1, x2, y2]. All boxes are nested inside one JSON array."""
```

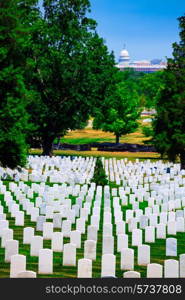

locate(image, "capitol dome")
[[119, 47, 130, 65], [120, 49, 130, 58]]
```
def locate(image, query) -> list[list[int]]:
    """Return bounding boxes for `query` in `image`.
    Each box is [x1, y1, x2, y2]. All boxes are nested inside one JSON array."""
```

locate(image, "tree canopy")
[[0, 0, 118, 168], [140, 70, 165, 109], [26, 0, 117, 155], [93, 71, 141, 144], [0, 0, 37, 168], [152, 15, 185, 169]]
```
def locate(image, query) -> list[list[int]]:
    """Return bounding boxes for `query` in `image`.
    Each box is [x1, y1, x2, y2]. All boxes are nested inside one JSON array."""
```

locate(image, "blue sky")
[[88, 0, 185, 62]]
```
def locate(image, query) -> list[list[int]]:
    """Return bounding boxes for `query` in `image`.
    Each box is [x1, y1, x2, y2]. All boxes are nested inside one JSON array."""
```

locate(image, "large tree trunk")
[[180, 151, 185, 170], [42, 136, 55, 156], [115, 134, 120, 144]]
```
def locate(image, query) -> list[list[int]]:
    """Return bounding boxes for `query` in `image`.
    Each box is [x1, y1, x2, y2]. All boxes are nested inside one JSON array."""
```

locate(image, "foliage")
[[91, 157, 108, 186], [140, 71, 165, 108], [141, 125, 154, 144], [25, 0, 117, 155], [93, 71, 141, 143], [0, 0, 36, 168], [152, 15, 185, 168]]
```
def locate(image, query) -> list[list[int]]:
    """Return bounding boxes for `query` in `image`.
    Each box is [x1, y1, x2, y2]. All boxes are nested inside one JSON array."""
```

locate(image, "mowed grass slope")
[[0, 180, 184, 278], [60, 118, 152, 145]]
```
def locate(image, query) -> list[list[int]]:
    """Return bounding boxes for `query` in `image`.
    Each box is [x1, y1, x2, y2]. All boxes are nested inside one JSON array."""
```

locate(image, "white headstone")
[[76, 218, 86, 234], [80, 208, 89, 221], [30, 236, 43, 256], [132, 229, 142, 246], [139, 216, 149, 229], [39, 249, 53, 274], [30, 207, 39, 222], [36, 216, 46, 231], [123, 271, 141, 278], [180, 254, 185, 278], [62, 220, 72, 237], [46, 206, 54, 219], [176, 217, 185, 232], [91, 215, 100, 228], [147, 263, 163, 278], [87, 225, 98, 241], [117, 234, 128, 252], [1, 228, 13, 247], [84, 240, 96, 261], [10, 254, 26, 278], [43, 222, 53, 239], [121, 248, 134, 270], [138, 245, 150, 266], [23, 227, 34, 244], [63, 243, 76, 266], [145, 226, 155, 243], [53, 213, 62, 229], [0, 220, 9, 238], [102, 236, 114, 255], [40, 203, 46, 215], [128, 218, 137, 232], [17, 271, 37, 278], [77, 258, 92, 278], [167, 221, 176, 235], [168, 211, 176, 222], [160, 212, 168, 224], [15, 211, 24, 226], [0, 213, 6, 220], [164, 259, 179, 278], [116, 221, 126, 235], [103, 224, 112, 236], [70, 230, 81, 248], [101, 254, 115, 277], [166, 238, 177, 256], [149, 214, 158, 227], [126, 210, 134, 223], [51, 232, 63, 252], [156, 223, 166, 239], [5, 240, 19, 263]]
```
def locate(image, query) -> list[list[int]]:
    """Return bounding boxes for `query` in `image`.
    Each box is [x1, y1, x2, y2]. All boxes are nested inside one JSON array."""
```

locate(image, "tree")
[[0, 0, 36, 168], [26, 0, 117, 155], [152, 15, 185, 169], [93, 72, 141, 144], [140, 71, 165, 109], [91, 157, 108, 186]]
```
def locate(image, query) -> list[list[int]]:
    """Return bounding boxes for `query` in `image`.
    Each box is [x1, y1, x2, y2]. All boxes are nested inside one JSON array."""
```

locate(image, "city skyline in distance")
[[88, 0, 185, 62]]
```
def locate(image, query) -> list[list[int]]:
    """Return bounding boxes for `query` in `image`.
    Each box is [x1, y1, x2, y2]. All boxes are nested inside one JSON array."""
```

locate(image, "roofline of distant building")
[[116, 64, 166, 69]]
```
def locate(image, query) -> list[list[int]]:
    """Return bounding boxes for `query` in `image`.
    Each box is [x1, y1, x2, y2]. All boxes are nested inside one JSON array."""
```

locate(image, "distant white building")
[[116, 46, 167, 73]]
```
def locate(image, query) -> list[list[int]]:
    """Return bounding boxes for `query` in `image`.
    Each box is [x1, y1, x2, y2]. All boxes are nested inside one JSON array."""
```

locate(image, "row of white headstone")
[[9, 252, 185, 278], [1, 155, 185, 186], [1, 157, 185, 278], [1, 156, 96, 184]]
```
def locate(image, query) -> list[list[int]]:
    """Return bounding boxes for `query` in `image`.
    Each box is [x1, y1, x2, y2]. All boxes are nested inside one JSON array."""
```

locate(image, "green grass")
[[60, 123, 150, 146], [0, 179, 184, 278], [55, 115, 153, 146]]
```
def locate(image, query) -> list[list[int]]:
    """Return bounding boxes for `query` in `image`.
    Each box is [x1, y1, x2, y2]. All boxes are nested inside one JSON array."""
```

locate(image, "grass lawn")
[[60, 119, 151, 145]]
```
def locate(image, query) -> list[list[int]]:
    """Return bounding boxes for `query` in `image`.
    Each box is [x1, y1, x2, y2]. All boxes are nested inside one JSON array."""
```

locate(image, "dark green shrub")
[[91, 157, 108, 186]]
